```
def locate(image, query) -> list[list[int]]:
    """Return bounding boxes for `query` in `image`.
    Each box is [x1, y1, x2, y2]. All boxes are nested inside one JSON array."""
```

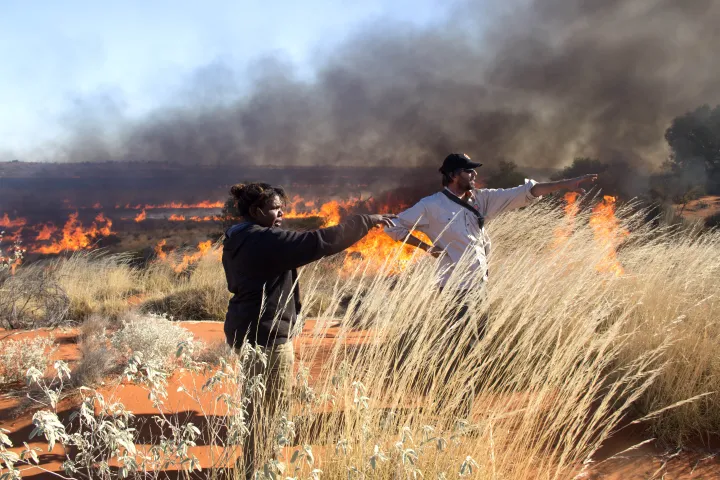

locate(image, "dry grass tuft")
[[70, 314, 119, 387], [139, 248, 229, 320], [110, 312, 195, 370], [0, 264, 69, 329], [0, 335, 57, 385], [52, 251, 141, 322], [193, 339, 233, 366], [140, 286, 226, 320]]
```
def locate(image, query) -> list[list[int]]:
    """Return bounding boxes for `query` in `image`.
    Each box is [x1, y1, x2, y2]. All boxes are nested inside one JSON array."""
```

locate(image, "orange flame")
[[93, 202, 102, 209], [0, 233, 25, 275], [285, 195, 305, 216], [35, 223, 58, 241], [31, 212, 113, 254], [2, 254, 23, 275], [284, 196, 427, 274], [167, 213, 215, 222], [134, 209, 147, 222], [552, 192, 580, 248], [284, 197, 362, 226], [564, 192, 580, 216], [589, 196, 628, 276], [173, 240, 218, 273], [0, 214, 27, 228], [154, 239, 168, 260], [284, 195, 320, 217], [1, 231, 21, 242], [555, 194, 627, 276], [153, 239, 219, 272], [342, 229, 431, 275], [95, 213, 113, 236]]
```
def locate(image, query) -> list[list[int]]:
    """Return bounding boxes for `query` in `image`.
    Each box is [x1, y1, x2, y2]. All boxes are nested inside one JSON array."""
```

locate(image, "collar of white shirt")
[[443, 187, 476, 205]]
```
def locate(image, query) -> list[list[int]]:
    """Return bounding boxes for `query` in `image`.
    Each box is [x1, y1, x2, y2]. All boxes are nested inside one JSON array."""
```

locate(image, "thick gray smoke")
[[42, 0, 720, 169]]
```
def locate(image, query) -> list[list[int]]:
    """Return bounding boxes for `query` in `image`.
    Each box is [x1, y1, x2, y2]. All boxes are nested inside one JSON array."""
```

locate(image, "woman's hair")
[[229, 182, 287, 217]]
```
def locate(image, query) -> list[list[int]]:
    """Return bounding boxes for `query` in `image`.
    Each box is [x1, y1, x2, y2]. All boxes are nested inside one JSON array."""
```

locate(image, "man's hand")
[[369, 214, 397, 228], [565, 174, 598, 194], [531, 173, 599, 197]]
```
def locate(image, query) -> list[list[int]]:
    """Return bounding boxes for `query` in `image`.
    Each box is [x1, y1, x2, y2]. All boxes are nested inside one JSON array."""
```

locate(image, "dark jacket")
[[222, 214, 374, 348]]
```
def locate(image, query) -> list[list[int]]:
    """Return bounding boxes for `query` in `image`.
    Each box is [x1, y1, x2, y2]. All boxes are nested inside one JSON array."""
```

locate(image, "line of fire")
[[0, 165, 630, 277]]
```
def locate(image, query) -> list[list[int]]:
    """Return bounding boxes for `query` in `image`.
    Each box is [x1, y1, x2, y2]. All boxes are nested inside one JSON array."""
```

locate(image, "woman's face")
[[253, 194, 284, 228]]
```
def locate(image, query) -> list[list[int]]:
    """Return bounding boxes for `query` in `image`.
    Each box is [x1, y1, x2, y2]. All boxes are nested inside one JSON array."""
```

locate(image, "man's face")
[[253, 194, 284, 228], [453, 168, 477, 192]]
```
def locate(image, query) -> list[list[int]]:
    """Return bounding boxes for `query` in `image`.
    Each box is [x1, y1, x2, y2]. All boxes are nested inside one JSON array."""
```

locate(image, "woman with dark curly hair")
[[222, 182, 394, 479]]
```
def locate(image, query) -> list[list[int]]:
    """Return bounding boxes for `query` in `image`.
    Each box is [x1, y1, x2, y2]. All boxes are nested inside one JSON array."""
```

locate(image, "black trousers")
[[438, 287, 489, 347], [441, 289, 487, 419], [395, 288, 487, 417]]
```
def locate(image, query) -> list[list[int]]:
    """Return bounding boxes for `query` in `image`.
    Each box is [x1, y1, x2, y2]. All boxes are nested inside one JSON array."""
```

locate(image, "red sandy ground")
[[1, 322, 718, 479], [675, 195, 720, 221]]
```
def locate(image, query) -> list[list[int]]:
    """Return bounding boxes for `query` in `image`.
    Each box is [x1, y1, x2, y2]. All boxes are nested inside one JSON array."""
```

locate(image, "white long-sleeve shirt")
[[385, 180, 541, 287]]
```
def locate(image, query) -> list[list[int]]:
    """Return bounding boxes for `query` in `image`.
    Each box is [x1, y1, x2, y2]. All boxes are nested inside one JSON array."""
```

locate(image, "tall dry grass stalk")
[[3, 197, 719, 479], [279, 199, 720, 477]]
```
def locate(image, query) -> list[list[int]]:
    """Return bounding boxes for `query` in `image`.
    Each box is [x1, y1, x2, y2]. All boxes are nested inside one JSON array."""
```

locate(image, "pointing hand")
[[566, 174, 598, 194], [369, 214, 397, 228]]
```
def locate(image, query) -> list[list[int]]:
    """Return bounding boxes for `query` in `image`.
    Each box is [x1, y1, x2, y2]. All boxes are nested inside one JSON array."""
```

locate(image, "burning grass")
[[0, 197, 719, 478], [0, 199, 226, 266], [31, 212, 114, 255]]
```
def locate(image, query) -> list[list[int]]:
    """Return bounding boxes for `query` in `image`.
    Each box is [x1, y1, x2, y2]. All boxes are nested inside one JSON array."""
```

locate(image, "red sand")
[[676, 195, 720, 221], [1, 321, 718, 479]]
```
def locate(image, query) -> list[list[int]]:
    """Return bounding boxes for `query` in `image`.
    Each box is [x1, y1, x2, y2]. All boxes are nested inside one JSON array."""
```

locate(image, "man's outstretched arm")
[[385, 200, 443, 258], [530, 174, 598, 197]]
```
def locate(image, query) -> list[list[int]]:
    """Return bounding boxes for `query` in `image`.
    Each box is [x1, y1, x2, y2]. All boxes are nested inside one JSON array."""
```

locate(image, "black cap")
[[439, 153, 482, 174]]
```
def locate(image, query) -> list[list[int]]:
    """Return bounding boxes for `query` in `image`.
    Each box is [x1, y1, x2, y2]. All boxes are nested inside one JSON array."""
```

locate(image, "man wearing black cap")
[[385, 153, 596, 416], [386, 153, 597, 290]]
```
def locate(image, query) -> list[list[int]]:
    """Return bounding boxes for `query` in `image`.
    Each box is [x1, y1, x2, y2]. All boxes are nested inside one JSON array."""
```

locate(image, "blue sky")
[[0, 0, 453, 157]]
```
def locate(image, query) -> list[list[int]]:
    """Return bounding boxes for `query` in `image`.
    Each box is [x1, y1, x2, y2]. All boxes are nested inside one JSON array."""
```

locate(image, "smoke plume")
[[33, 0, 720, 170]]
